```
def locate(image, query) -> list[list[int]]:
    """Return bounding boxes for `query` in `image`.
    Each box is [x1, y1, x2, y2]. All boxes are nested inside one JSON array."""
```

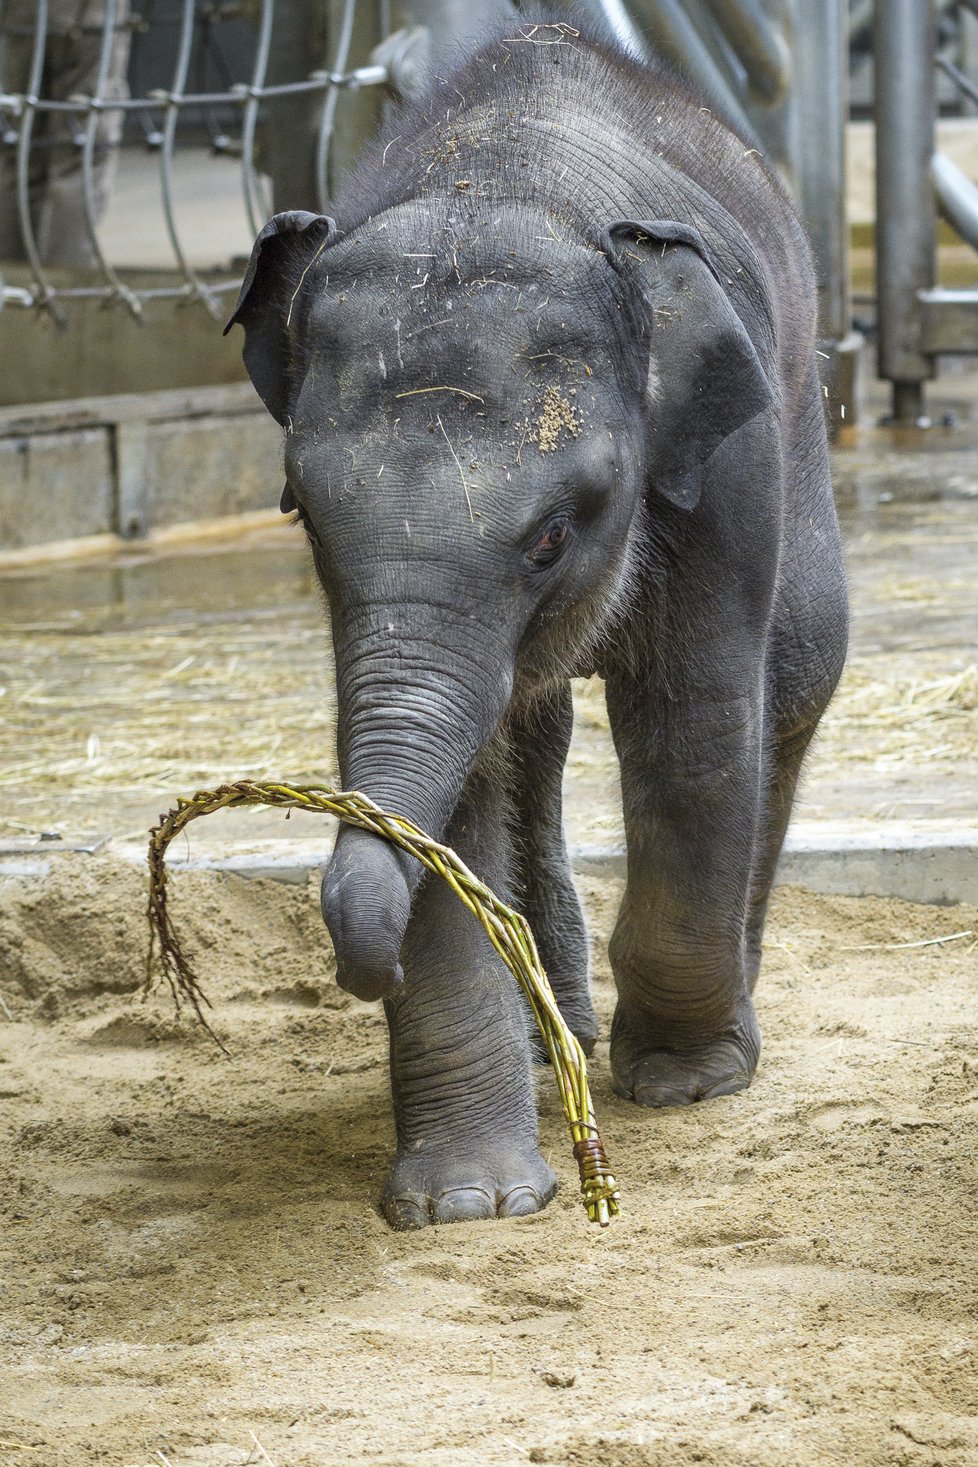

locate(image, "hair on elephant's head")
[[227, 202, 773, 1001]]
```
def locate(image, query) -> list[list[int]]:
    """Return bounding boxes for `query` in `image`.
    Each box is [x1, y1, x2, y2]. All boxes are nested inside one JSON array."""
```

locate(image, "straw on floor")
[[146, 780, 621, 1226]]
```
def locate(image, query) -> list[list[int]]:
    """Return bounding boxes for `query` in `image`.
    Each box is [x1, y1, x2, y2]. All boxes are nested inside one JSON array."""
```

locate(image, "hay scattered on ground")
[[4, 617, 977, 836], [0, 610, 336, 829], [572, 659, 978, 778], [821, 660, 978, 768], [2, 543, 976, 837]]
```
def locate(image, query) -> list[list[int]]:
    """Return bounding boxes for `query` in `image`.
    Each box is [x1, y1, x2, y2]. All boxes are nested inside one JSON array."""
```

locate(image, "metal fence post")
[[874, 0, 938, 423], [788, 0, 857, 428], [789, 0, 849, 346], [323, 0, 387, 194], [260, 0, 328, 212]]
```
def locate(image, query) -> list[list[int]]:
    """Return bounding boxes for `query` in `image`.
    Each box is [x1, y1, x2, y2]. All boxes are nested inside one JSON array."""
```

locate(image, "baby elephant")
[[227, 21, 848, 1227]]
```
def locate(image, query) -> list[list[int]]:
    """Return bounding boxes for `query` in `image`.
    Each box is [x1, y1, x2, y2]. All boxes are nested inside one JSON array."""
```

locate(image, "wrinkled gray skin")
[[227, 23, 848, 1229]]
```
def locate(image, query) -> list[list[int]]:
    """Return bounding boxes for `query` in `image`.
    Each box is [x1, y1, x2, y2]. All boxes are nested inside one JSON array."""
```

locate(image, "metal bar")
[[1, 284, 36, 307], [854, 0, 955, 40], [79, 0, 142, 315], [1, 279, 244, 308], [790, 0, 850, 345], [936, 52, 978, 108], [620, 0, 762, 148], [920, 287, 978, 353], [0, 69, 387, 116], [591, 0, 650, 59], [874, 0, 938, 420], [703, 0, 790, 103], [848, 0, 873, 41], [13, 0, 61, 319], [159, 0, 219, 315], [241, 0, 276, 234], [932, 150, 978, 250], [315, 0, 357, 210]]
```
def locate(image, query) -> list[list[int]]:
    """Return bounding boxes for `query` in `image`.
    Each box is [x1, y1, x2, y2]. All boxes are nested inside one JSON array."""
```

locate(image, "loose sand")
[[1, 857, 975, 1467]]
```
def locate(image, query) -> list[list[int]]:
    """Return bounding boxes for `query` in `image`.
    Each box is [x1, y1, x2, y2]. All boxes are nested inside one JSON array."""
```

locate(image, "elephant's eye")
[[292, 498, 323, 549], [528, 516, 571, 568]]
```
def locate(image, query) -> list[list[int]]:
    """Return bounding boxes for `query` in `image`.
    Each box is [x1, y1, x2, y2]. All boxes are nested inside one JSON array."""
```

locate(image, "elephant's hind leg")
[[744, 722, 817, 991], [604, 658, 765, 1108]]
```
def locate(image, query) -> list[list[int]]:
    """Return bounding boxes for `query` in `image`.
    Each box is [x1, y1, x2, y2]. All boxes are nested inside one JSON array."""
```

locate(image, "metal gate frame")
[[0, 0, 388, 322], [10, 0, 978, 428], [875, 0, 978, 424]]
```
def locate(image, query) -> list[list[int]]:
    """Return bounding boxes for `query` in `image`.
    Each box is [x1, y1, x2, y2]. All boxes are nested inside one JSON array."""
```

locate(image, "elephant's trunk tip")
[[321, 825, 413, 1001]]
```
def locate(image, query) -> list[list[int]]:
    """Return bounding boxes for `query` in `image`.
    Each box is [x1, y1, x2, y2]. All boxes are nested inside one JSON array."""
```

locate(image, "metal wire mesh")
[[4, 0, 976, 364], [0, 0, 387, 319]]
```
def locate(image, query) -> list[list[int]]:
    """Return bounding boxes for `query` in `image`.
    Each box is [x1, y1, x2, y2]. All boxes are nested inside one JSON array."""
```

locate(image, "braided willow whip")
[[146, 781, 620, 1225]]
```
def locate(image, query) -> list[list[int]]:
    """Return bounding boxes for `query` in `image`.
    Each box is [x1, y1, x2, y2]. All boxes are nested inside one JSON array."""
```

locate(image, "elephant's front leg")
[[605, 659, 766, 1108], [380, 771, 557, 1229]]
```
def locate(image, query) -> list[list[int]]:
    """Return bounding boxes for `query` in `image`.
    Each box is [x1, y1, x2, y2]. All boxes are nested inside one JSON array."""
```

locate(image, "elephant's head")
[[226, 202, 772, 1001]]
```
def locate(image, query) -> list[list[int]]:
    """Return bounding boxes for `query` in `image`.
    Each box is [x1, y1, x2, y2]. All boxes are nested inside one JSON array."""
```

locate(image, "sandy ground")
[[2, 407, 977, 1464], [1, 858, 976, 1467]]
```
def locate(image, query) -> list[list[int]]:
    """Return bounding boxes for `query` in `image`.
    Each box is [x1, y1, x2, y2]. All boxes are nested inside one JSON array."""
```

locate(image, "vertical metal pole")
[[325, 0, 386, 193], [874, 0, 938, 423], [618, 0, 763, 146], [159, 0, 215, 312], [262, 0, 329, 213], [14, 0, 60, 317], [703, 0, 790, 104], [316, 0, 357, 210], [79, 0, 141, 314], [241, 0, 276, 234], [790, 0, 850, 346]]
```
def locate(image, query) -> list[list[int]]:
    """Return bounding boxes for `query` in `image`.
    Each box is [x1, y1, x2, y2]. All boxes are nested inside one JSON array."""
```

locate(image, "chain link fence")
[[0, 0, 386, 320], [4, 0, 978, 420]]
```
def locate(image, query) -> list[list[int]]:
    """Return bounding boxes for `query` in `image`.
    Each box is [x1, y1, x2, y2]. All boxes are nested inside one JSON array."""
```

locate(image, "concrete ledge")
[[0, 272, 250, 408], [4, 823, 975, 907], [575, 823, 978, 907], [0, 384, 280, 551], [780, 821, 978, 906], [0, 507, 283, 569]]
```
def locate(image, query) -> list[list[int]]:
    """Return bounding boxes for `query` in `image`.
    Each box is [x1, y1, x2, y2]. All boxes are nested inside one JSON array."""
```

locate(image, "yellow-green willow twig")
[[146, 781, 620, 1225]]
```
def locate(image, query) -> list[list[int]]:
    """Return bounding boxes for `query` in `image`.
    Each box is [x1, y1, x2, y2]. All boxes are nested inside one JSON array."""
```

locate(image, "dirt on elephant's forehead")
[[1, 857, 977, 1467], [532, 384, 582, 452]]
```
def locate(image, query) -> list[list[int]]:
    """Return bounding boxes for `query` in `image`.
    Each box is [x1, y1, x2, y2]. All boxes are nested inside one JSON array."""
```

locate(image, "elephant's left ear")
[[604, 219, 773, 511]]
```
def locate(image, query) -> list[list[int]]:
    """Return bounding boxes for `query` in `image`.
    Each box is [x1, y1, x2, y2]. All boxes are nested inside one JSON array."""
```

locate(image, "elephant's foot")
[[610, 996, 760, 1108], [381, 1142, 558, 1230]]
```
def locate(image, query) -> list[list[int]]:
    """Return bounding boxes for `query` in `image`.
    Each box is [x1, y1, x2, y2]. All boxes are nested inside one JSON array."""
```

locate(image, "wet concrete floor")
[[0, 415, 976, 855]]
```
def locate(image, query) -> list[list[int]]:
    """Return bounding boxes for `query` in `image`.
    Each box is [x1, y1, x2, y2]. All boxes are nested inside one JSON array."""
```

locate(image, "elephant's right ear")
[[224, 211, 337, 425]]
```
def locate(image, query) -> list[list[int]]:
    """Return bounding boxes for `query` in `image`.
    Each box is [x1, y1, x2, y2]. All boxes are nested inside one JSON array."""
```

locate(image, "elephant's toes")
[[381, 1147, 557, 1230], [610, 999, 761, 1108]]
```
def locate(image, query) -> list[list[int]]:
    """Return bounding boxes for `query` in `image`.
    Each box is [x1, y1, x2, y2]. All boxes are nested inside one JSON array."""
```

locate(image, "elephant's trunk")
[[321, 604, 512, 1001]]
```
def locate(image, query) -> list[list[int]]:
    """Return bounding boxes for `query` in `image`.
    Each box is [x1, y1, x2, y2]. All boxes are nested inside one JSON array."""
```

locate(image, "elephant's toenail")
[[435, 1187, 494, 1222], [387, 1196, 428, 1230], [635, 1085, 696, 1108], [499, 1186, 542, 1217], [701, 1072, 750, 1100]]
